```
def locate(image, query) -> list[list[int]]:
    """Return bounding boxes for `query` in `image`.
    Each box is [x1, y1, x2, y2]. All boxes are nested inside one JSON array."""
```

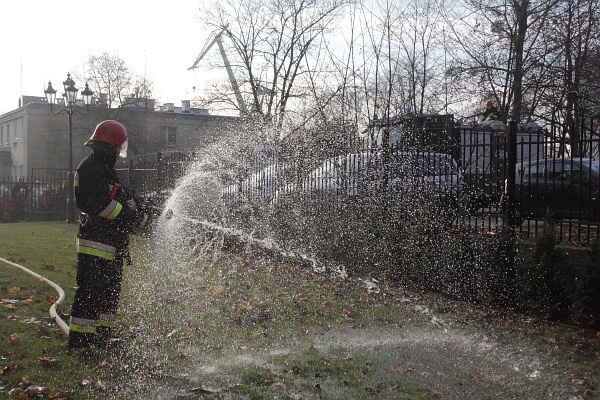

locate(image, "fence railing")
[[5, 119, 600, 246], [0, 175, 68, 222], [0, 152, 196, 223], [220, 119, 600, 245]]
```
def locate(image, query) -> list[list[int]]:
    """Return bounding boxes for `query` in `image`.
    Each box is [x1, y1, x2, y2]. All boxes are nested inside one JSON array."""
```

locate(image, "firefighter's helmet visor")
[[119, 140, 128, 158]]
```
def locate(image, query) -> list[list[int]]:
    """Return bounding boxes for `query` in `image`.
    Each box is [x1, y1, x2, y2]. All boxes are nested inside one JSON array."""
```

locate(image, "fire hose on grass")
[[0, 256, 69, 334]]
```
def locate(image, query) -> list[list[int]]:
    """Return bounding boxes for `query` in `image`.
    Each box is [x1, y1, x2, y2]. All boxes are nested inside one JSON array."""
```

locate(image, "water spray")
[[0, 256, 69, 334], [163, 207, 320, 270]]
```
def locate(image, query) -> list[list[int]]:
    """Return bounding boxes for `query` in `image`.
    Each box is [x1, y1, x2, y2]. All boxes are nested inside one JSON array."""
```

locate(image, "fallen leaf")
[[8, 287, 20, 294], [239, 302, 253, 311], [22, 298, 33, 305], [25, 385, 47, 396], [48, 389, 69, 399], [5, 304, 14, 310], [38, 357, 59, 368], [1, 361, 17, 374], [92, 381, 107, 391], [428, 391, 445, 398], [291, 365, 300, 374], [250, 311, 271, 323], [7, 388, 26, 398], [41, 264, 57, 271], [190, 386, 220, 394], [46, 295, 57, 305], [571, 377, 589, 385], [210, 286, 223, 295], [9, 333, 19, 343]]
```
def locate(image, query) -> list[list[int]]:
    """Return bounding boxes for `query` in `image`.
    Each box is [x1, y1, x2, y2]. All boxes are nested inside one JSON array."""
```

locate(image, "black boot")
[[96, 326, 123, 348], [67, 331, 100, 357]]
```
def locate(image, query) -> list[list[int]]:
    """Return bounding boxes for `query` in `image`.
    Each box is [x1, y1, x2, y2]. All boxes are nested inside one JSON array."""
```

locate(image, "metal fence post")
[[156, 152, 162, 203], [505, 120, 518, 234]]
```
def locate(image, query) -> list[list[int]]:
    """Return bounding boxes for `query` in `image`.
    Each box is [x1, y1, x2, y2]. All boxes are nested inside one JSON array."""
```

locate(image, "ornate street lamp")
[[44, 73, 94, 223]]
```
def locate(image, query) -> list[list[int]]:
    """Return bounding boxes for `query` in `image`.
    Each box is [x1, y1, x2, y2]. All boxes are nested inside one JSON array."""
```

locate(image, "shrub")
[[520, 211, 572, 320], [571, 239, 600, 328]]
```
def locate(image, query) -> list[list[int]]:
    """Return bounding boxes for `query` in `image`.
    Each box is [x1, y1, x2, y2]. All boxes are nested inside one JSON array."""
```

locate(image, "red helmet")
[[85, 120, 128, 157]]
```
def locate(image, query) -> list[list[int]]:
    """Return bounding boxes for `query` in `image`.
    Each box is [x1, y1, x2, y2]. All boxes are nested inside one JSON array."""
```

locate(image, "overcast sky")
[[0, 0, 217, 115]]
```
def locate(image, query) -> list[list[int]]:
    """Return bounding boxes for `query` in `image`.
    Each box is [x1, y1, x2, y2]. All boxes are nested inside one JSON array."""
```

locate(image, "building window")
[[166, 126, 177, 147]]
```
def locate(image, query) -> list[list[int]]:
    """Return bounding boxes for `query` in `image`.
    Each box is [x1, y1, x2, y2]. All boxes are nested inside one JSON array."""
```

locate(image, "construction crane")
[[188, 26, 248, 114]]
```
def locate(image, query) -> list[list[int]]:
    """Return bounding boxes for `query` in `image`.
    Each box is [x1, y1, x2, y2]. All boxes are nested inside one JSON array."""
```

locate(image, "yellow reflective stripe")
[[69, 323, 96, 333], [98, 319, 115, 327], [77, 238, 116, 260], [99, 200, 122, 220], [74, 172, 79, 188], [69, 316, 98, 333], [139, 213, 149, 229], [106, 202, 123, 220], [77, 246, 115, 260], [77, 239, 116, 253], [71, 316, 98, 326]]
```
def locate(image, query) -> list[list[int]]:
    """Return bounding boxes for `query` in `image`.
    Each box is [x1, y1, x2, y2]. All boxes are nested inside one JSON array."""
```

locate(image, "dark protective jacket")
[[74, 151, 145, 261], [69, 150, 153, 348], [483, 105, 500, 121]]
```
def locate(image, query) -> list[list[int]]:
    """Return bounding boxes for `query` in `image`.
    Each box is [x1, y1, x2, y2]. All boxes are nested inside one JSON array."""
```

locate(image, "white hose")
[[0, 256, 69, 334]]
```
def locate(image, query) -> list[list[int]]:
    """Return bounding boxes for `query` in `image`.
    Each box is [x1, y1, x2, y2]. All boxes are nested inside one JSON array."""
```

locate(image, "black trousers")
[[68, 253, 123, 348]]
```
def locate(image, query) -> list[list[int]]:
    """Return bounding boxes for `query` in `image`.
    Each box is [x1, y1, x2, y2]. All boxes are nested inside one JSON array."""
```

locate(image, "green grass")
[[1, 222, 599, 399], [0, 222, 90, 398]]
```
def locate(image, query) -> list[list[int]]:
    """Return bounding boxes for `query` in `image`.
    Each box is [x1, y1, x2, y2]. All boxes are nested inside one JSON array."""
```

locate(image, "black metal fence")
[[5, 118, 600, 246], [220, 118, 600, 245], [0, 172, 69, 222], [0, 152, 195, 223]]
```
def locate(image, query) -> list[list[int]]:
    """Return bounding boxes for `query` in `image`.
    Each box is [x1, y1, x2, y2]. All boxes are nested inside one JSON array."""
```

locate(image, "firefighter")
[[482, 100, 500, 121], [68, 120, 153, 351]]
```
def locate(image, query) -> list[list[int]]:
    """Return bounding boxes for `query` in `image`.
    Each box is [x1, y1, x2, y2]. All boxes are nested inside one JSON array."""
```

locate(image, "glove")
[[133, 198, 159, 235]]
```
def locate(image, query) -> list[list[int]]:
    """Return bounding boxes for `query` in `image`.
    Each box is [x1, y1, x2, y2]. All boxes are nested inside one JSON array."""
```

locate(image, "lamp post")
[[44, 73, 94, 223]]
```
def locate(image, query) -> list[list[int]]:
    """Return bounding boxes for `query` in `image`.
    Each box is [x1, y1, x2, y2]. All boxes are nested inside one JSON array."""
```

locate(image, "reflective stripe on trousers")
[[76, 238, 116, 260], [69, 313, 116, 333]]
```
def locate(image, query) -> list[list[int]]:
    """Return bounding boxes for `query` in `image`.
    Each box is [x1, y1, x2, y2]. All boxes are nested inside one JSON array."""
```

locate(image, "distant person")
[[0, 180, 8, 222], [32, 181, 43, 219], [68, 120, 155, 353], [56, 180, 68, 221], [11, 177, 27, 222], [482, 100, 500, 121], [0, 180, 7, 198], [39, 189, 51, 220]]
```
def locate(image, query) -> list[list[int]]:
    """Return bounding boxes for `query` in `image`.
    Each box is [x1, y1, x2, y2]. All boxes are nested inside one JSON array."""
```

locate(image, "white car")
[[273, 151, 464, 213]]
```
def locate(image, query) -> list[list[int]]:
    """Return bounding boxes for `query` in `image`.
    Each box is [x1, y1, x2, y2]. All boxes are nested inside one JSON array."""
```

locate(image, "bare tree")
[[74, 53, 157, 159], [195, 0, 352, 129], [445, 0, 556, 121], [537, 0, 600, 155]]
